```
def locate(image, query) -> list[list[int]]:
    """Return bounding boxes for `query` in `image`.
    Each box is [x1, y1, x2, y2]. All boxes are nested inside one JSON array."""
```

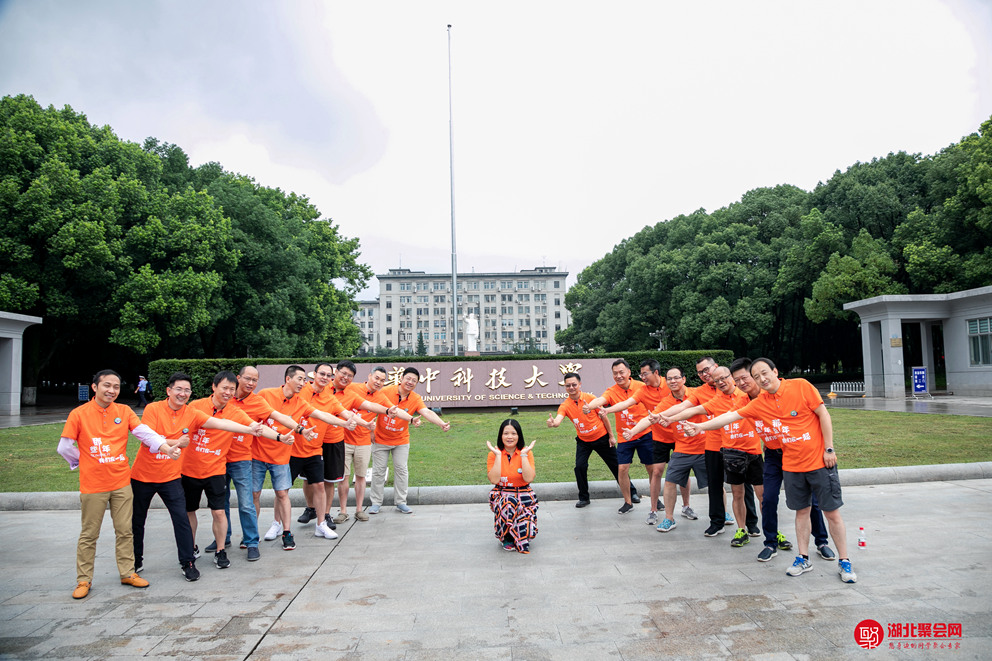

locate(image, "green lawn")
[[1, 408, 990, 492]]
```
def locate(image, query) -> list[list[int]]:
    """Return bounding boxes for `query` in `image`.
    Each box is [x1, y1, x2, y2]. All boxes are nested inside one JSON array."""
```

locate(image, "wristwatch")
[[825, 448, 835, 454]]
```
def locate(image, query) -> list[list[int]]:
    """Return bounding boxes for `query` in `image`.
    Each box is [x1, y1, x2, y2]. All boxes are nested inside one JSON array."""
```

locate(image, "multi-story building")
[[353, 266, 570, 355]]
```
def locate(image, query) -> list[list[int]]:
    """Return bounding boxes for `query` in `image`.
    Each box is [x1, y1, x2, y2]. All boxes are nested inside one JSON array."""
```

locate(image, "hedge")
[[148, 350, 735, 399]]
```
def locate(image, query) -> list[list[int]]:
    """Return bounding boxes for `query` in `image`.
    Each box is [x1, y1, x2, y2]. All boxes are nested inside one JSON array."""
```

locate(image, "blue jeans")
[[224, 460, 259, 548], [762, 447, 829, 548]]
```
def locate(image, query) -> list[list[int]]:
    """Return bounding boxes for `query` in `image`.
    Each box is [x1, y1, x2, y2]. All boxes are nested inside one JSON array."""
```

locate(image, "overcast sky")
[[2, 0, 990, 298]]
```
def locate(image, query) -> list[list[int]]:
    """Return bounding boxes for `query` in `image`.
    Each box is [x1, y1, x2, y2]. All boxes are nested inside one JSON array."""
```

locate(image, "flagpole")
[[447, 24, 459, 357]]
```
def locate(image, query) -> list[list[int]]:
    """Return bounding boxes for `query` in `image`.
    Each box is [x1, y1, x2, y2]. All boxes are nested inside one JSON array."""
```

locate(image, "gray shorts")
[[665, 452, 708, 489], [784, 466, 843, 512]]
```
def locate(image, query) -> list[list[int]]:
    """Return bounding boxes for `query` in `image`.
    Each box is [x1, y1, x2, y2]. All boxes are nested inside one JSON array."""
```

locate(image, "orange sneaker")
[[72, 581, 91, 599], [120, 573, 149, 588]]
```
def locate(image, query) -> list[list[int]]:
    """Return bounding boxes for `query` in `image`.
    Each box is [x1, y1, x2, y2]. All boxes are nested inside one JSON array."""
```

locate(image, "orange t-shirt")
[[487, 448, 535, 488], [374, 385, 425, 446], [557, 393, 607, 442], [133, 401, 211, 483], [227, 392, 276, 462], [254, 387, 316, 465], [344, 382, 387, 446], [61, 400, 141, 494], [737, 379, 827, 472], [693, 383, 720, 404], [601, 381, 649, 442], [631, 383, 671, 442], [653, 387, 708, 454], [701, 388, 760, 454], [296, 384, 346, 456], [183, 398, 254, 479], [326, 386, 366, 444]]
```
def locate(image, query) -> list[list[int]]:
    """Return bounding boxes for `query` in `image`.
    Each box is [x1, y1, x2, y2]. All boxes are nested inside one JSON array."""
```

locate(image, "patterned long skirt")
[[489, 486, 538, 552]]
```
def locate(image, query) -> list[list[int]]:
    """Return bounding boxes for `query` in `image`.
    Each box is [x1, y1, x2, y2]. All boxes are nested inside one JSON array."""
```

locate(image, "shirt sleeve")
[[57, 437, 80, 469], [132, 424, 167, 453]]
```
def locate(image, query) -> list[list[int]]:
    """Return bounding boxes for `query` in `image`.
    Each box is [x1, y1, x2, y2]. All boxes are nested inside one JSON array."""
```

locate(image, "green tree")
[[416, 331, 427, 356]]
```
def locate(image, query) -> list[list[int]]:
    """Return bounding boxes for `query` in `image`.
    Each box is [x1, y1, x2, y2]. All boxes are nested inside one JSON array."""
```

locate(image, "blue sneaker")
[[367, 504, 381, 515], [656, 518, 677, 533], [724, 512, 734, 526], [395, 503, 413, 514], [838, 559, 858, 583], [786, 556, 813, 577]]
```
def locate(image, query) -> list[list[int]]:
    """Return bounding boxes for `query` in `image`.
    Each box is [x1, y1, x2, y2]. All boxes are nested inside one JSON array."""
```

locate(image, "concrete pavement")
[[1, 478, 990, 660]]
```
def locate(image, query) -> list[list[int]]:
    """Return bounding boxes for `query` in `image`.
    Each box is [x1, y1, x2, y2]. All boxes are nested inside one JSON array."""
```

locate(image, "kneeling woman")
[[487, 419, 538, 553]]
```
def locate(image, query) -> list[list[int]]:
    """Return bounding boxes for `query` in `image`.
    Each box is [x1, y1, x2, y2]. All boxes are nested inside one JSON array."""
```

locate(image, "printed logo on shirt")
[[114, 417, 122, 424]]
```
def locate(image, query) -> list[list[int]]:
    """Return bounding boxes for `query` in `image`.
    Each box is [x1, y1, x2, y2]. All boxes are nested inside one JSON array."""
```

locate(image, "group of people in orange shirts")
[[59, 361, 450, 600], [541, 356, 858, 583]]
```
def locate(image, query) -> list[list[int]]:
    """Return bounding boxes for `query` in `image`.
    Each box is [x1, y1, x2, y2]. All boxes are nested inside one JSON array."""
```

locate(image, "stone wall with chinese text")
[[256, 359, 622, 408]]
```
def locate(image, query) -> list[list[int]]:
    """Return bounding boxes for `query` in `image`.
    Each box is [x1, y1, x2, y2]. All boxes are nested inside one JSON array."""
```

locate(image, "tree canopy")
[[558, 116, 992, 371], [0, 94, 370, 384]]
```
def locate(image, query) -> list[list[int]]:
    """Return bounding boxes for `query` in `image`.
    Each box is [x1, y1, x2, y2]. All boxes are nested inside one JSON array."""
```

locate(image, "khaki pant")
[[369, 442, 409, 506], [77, 484, 135, 582]]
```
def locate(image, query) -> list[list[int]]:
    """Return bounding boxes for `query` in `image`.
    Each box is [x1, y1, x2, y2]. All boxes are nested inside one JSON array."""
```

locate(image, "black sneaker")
[[246, 547, 260, 562], [747, 526, 761, 537], [618, 502, 634, 515], [205, 539, 232, 553], [817, 544, 836, 561], [324, 513, 337, 530], [297, 507, 317, 524], [630, 492, 641, 504], [181, 561, 200, 582], [282, 531, 296, 551], [134, 561, 144, 574], [214, 550, 231, 569], [757, 546, 777, 562], [703, 524, 725, 537], [575, 500, 591, 508], [192, 544, 200, 559]]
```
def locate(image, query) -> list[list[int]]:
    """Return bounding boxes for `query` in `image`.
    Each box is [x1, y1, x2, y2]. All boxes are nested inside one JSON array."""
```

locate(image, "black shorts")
[[653, 438, 675, 464], [323, 442, 346, 483], [290, 455, 324, 484], [721, 448, 763, 486], [182, 474, 227, 511]]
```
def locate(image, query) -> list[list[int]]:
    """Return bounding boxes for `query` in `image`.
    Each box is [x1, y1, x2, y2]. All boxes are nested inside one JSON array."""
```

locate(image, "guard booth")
[[0, 312, 43, 415], [843, 286, 992, 397]]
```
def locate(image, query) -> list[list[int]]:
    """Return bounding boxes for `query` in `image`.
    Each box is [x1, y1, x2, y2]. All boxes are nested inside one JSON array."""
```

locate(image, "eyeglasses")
[[696, 366, 712, 376], [666, 375, 684, 382], [170, 388, 192, 394], [713, 375, 734, 384], [315, 372, 334, 378]]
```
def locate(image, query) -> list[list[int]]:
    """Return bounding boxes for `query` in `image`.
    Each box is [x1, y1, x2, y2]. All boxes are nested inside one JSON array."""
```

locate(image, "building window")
[[500, 280, 513, 289], [386, 314, 392, 322], [385, 283, 392, 291], [553, 281, 560, 288], [968, 317, 992, 366], [386, 300, 392, 308], [517, 280, 530, 289], [386, 340, 393, 348]]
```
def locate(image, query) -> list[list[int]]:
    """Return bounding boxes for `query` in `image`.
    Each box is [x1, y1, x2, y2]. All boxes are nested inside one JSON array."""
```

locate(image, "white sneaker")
[[263, 521, 282, 541], [316, 521, 338, 539]]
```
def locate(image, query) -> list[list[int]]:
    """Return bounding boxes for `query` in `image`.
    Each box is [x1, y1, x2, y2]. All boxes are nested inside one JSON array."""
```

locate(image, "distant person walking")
[[135, 376, 149, 408]]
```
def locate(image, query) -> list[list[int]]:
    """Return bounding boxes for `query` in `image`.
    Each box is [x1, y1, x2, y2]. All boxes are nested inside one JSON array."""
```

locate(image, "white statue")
[[465, 312, 479, 352]]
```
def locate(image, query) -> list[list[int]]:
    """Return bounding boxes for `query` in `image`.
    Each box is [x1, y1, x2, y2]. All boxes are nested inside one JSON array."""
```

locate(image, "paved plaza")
[[0, 474, 990, 660]]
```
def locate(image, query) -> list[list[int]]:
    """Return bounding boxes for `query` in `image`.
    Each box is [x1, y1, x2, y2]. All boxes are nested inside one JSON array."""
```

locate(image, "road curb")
[[2, 461, 990, 511]]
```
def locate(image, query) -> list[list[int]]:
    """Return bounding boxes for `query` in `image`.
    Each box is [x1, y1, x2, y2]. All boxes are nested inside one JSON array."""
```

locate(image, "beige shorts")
[[344, 443, 372, 479]]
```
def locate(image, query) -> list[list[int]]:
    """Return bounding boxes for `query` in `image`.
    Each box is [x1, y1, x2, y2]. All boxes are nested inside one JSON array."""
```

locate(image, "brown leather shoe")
[[72, 581, 91, 599], [355, 510, 369, 522], [120, 573, 149, 588]]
